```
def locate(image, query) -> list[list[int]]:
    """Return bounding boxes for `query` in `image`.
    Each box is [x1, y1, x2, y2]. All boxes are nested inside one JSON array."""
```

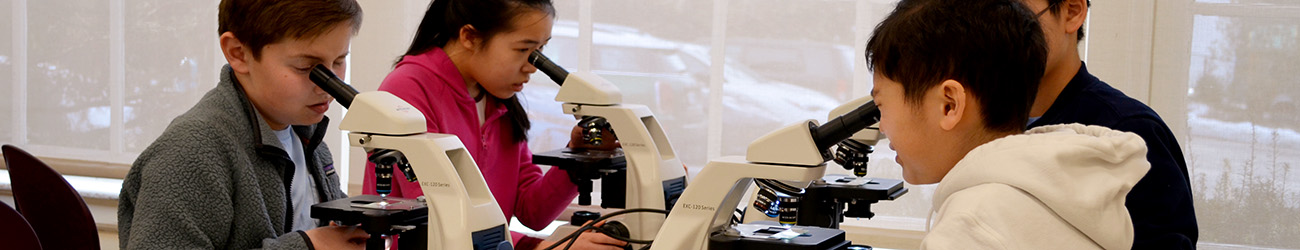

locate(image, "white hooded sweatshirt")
[[920, 124, 1151, 250]]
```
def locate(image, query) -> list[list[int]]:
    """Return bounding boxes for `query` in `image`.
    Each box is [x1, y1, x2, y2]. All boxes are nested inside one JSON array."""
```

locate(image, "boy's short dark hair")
[[866, 0, 1047, 133], [218, 0, 363, 60]]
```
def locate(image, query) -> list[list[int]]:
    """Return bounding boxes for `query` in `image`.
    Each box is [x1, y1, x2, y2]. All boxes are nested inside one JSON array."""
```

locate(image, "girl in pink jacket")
[[364, 0, 626, 249]]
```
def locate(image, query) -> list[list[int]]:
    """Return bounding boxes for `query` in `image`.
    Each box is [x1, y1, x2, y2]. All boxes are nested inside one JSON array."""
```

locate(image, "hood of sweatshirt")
[[933, 123, 1151, 249]]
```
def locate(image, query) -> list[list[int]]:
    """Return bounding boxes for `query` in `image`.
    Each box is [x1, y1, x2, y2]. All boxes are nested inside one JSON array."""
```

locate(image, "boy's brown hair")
[[218, 0, 363, 60]]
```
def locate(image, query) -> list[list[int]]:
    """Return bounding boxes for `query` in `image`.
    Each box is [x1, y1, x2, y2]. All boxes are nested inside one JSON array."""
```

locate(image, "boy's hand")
[[305, 223, 369, 250]]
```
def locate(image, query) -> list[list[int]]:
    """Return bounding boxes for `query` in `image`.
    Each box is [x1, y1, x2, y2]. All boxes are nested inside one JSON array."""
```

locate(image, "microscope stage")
[[311, 195, 429, 231], [533, 148, 627, 170], [708, 221, 851, 250]]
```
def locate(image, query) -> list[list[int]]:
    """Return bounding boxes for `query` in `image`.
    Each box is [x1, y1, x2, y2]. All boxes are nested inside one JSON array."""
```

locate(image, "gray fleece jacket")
[[118, 65, 347, 249]]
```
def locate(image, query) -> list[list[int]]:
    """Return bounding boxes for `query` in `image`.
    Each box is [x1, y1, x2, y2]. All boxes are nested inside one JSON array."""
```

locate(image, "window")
[[524, 0, 883, 170], [124, 0, 219, 153], [3, 0, 222, 177], [1146, 0, 1300, 248], [520, 1, 1300, 248], [27, 0, 113, 152], [1, 0, 13, 145]]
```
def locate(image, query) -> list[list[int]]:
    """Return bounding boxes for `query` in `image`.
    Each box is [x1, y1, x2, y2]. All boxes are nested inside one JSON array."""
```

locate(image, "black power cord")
[[541, 208, 670, 250]]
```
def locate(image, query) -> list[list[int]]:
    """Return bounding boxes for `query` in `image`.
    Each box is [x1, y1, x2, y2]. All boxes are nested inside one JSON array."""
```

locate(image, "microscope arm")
[[529, 51, 689, 244], [308, 65, 514, 250], [653, 157, 828, 250]]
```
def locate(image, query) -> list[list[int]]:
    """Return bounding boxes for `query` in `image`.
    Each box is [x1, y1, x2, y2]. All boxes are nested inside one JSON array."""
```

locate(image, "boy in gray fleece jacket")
[[118, 0, 366, 249]]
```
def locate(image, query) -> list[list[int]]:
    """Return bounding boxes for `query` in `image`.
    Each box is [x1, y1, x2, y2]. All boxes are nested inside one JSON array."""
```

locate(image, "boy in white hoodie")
[[864, 0, 1152, 249]]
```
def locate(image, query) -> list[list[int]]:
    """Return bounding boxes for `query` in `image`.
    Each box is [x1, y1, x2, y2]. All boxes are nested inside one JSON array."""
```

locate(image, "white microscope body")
[[740, 96, 883, 224], [650, 120, 832, 250], [340, 92, 513, 249], [650, 98, 890, 250], [532, 52, 689, 244], [308, 65, 513, 250]]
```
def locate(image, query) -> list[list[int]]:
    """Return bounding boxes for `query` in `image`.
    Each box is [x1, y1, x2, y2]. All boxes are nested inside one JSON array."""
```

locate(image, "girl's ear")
[[935, 80, 968, 131], [457, 24, 482, 52]]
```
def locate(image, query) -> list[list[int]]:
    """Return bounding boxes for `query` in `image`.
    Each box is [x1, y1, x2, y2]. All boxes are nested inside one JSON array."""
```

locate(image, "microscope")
[[527, 51, 690, 245], [745, 96, 907, 229], [305, 65, 515, 250], [650, 98, 905, 250]]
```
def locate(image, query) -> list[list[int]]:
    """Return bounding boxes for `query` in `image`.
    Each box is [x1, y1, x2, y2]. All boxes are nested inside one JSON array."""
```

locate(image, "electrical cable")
[[591, 225, 649, 244], [560, 210, 664, 250], [541, 208, 670, 250], [560, 208, 667, 250]]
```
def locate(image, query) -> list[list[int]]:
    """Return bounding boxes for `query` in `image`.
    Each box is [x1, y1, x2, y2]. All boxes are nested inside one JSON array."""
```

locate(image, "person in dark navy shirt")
[[1020, 0, 1198, 248]]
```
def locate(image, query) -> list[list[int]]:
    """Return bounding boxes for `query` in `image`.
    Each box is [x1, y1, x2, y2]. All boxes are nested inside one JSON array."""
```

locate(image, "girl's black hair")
[[402, 0, 556, 142]]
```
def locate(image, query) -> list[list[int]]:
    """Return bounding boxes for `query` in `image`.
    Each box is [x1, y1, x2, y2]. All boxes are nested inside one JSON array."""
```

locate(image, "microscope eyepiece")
[[529, 50, 569, 85], [812, 100, 880, 152], [309, 64, 359, 108]]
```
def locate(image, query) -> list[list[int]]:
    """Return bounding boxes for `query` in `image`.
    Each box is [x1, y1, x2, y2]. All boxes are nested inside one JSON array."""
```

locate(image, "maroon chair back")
[[0, 201, 43, 250], [3, 145, 100, 250]]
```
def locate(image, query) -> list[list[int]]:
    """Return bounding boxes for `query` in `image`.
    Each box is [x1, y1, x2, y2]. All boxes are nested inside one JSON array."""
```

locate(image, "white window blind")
[[3, 0, 222, 170], [1146, 0, 1300, 248]]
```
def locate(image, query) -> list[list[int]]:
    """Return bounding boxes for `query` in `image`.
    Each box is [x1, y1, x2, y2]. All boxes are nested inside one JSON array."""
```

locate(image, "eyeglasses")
[[1033, 2, 1059, 19]]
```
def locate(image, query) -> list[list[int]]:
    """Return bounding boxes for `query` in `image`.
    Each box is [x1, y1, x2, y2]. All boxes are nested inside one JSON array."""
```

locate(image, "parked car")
[[724, 38, 856, 101], [522, 21, 840, 167]]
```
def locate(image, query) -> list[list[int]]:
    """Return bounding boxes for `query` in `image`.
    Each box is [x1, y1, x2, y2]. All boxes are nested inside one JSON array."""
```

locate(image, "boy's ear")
[[936, 80, 967, 131], [457, 24, 482, 52], [219, 32, 252, 75], [1063, 0, 1089, 35]]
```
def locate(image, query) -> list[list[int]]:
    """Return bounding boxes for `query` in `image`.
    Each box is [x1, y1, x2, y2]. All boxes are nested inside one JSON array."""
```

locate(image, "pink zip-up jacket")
[[364, 47, 578, 247]]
